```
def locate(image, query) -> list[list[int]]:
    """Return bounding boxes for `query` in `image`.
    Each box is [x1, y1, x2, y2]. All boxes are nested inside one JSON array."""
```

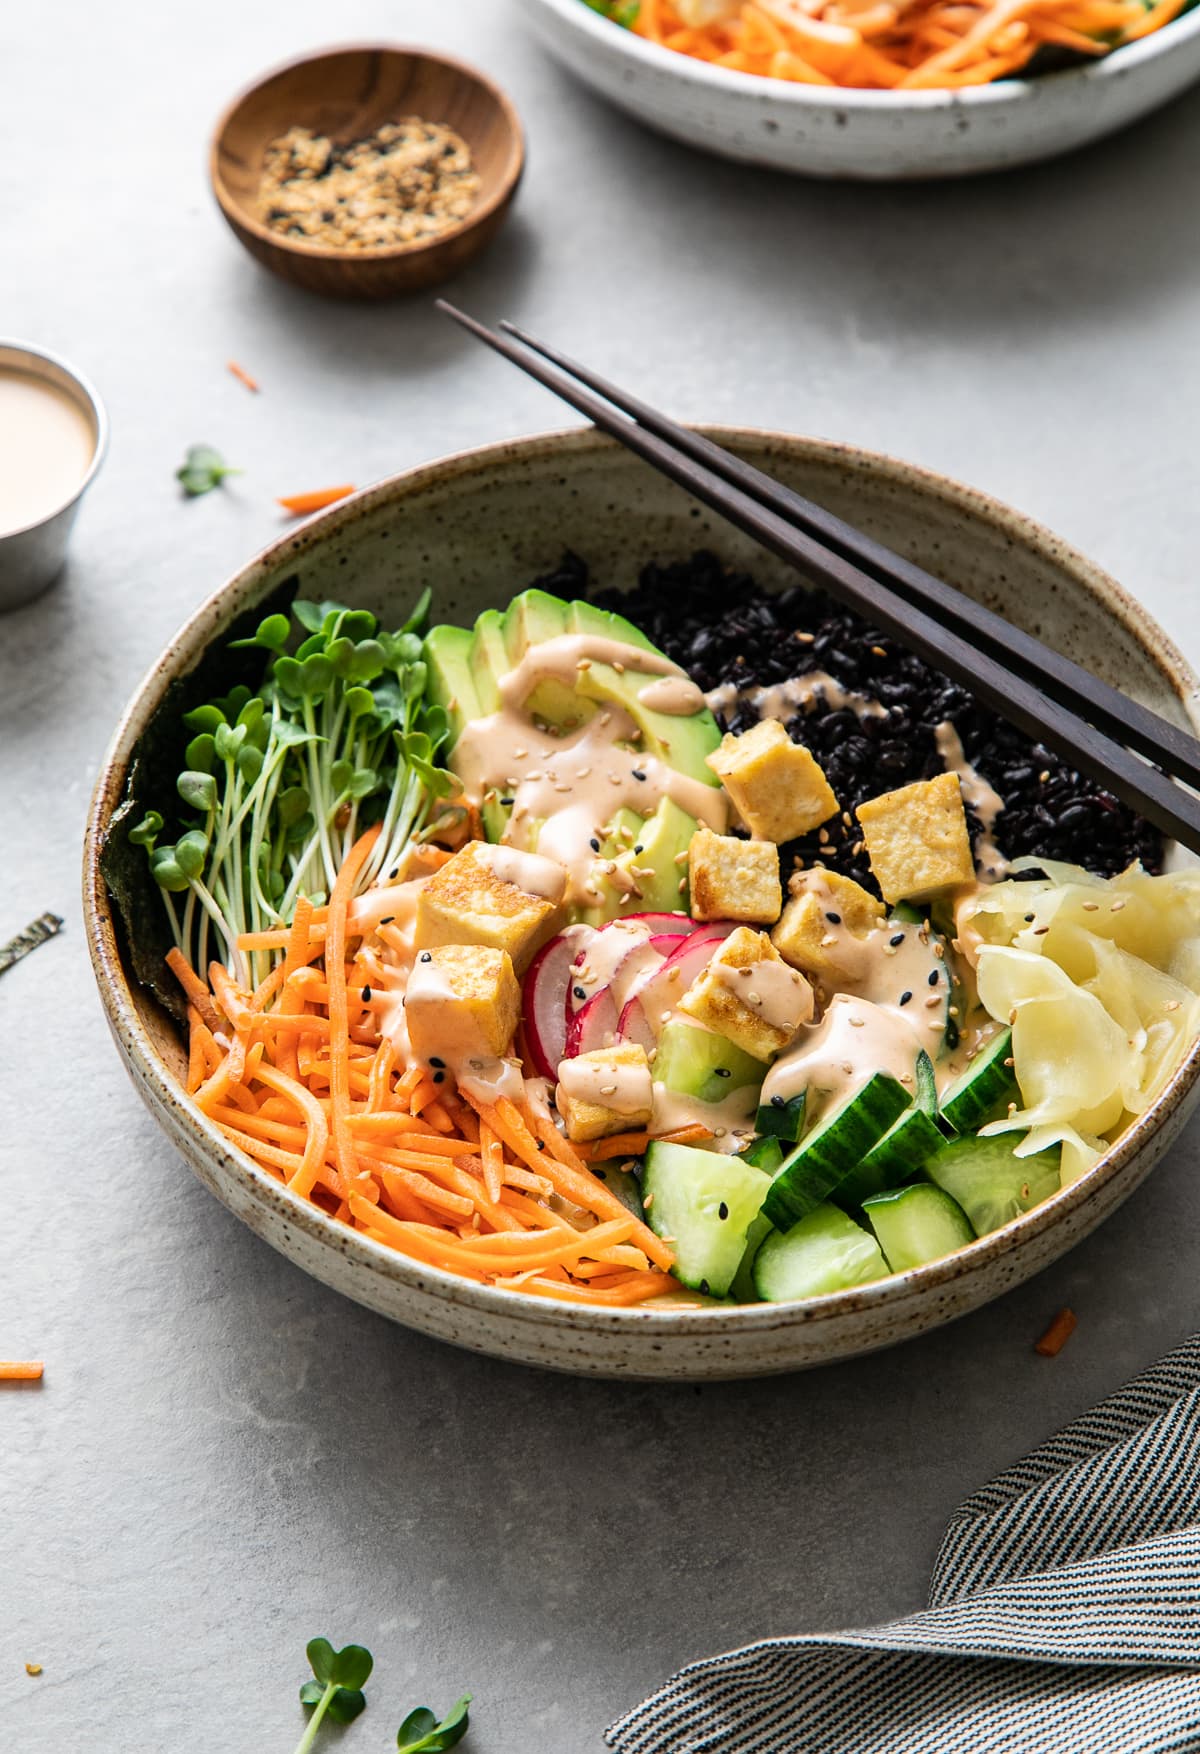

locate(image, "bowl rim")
[[83, 422, 1200, 1339], [524, 0, 1200, 111], [208, 41, 526, 266]]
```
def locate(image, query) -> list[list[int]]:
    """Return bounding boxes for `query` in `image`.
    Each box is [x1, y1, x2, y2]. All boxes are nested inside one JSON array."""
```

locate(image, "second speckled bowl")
[[83, 428, 1200, 1378]]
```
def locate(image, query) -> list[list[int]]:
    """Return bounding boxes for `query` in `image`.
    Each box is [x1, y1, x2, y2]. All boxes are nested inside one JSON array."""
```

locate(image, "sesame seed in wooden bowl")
[[209, 45, 525, 300]]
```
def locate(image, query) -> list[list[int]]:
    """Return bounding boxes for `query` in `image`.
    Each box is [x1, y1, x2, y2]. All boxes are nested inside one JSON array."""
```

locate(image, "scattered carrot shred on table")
[[25, 1664, 42, 1677], [0, 1362, 44, 1380], [629, 0, 1192, 90], [277, 485, 356, 517], [226, 359, 260, 393], [168, 827, 683, 1307], [1034, 1307, 1077, 1356]]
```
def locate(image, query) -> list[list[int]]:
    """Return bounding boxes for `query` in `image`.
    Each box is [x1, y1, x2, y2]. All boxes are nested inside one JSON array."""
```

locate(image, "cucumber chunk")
[[755, 1092, 806, 1144], [643, 1140, 771, 1297], [914, 1047, 938, 1118], [863, 1182, 974, 1271], [729, 1212, 772, 1304], [762, 1072, 909, 1232], [739, 1135, 784, 1173], [754, 1203, 888, 1302], [833, 1100, 944, 1212], [587, 1160, 644, 1222], [924, 1134, 1061, 1237], [654, 1018, 765, 1105], [940, 1029, 1017, 1134]]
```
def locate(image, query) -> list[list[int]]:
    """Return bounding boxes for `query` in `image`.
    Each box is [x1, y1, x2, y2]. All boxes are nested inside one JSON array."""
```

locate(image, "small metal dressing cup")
[[0, 340, 108, 612]]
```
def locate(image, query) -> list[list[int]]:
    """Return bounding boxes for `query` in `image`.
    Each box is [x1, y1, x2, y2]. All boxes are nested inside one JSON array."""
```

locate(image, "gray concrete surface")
[[4, 2, 1200, 1749]]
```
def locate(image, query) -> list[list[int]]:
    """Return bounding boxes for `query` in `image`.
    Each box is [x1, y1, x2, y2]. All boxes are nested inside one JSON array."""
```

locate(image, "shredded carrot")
[[626, 0, 1179, 89], [278, 485, 356, 517], [1035, 1306, 1078, 1356], [227, 359, 260, 393], [0, 1362, 43, 1380], [166, 948, 222, 1033]]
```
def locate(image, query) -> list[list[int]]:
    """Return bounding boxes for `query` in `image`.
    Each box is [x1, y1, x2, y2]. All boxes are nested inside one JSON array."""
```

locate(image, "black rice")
[[531, 550, 1163, 890]]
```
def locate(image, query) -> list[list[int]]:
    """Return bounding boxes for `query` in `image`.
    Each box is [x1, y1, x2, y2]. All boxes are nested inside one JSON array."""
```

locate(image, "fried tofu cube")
[[772, 869, 885, 980], [688, 827, 781, 924], [677, 926, 813, 1062], [555, 1041, 654, 1143], [706, 719, 838, 843], [856, 772, 974, 904], [414, 839, 567, 972], [404, 944, 521, 1067]]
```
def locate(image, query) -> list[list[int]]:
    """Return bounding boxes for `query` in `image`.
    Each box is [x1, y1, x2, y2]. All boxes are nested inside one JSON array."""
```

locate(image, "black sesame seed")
[[699, 1278, 710, 1295], [388, 868, 399, 879], [715, 1066, 732, 1078], [634, 845, 644, 854], [718, 1201, 729, 1220], [428, 1056, 445, 1069], [536, 1139, 545, 1150], [825, 911, 842, 924], [574, 985, 586, 1000], [431, 1070, 445, 1084], [899, 990, 913, 1006], [419, 952, 432, 963], [589, 839, 601, 852], [361, 985, 372, 1002], [380, 915, 395, 924], [500, 797, 515, 807], [1024, 912, 1035, 923], [889, 933, 905, 947], [632, 769, 647, 781], [928, 969, 939, 986], [771, 1094, 785, 1108]]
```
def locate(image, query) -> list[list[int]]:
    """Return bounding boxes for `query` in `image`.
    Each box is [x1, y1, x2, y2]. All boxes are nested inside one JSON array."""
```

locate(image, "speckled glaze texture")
[[520, 0, 1200, 179], [84, 428, 1200, 1379]]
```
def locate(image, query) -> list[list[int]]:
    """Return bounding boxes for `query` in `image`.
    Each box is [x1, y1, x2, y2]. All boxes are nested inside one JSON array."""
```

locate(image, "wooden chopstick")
[[499, 319, 1200, 797], [436, 300, 1200, 856]]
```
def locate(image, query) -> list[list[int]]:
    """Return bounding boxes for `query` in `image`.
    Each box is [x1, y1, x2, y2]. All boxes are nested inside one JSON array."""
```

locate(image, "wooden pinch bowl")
[[209, 45, 525, 299]]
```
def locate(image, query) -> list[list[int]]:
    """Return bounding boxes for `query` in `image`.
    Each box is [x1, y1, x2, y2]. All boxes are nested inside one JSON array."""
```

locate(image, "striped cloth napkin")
[[607, 1336, 1200, 1754]]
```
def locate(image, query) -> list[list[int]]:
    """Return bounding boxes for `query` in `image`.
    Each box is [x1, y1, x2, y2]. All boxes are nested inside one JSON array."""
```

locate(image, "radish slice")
[[524, 925, 596, 1079], [568, 917, 655, 1016], [682, 920, 738, 951], [618, 911, 697, 936], [564, 989, 620, 1059], [635, 929, 732, 1038], [618, 996, 657, 1055]]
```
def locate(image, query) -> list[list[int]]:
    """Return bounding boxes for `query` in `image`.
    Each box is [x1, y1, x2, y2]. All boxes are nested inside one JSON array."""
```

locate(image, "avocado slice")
[[576, 795, 697, 925], [469, 608, 510, 715], [423, 624, 480, 746]]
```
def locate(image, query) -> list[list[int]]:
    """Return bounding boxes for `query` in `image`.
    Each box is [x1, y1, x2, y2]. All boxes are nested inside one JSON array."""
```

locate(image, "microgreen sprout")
[[583, 0, 640, 23], [292, 1639, 373, 1754], [133, 591, 455, 986], [176, 444, 241, 497], [396, 1693, 472, 1753]]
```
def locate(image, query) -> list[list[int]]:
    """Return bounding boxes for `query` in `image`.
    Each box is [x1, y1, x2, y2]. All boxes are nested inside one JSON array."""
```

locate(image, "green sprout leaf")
[[230, 612, 292, 653], [177, 770, 218, 812], [396, 1693, 472, 1753], [176, 443, 241, 498], [128, 811, 163, 850], [292, 1640, 374, 1754]]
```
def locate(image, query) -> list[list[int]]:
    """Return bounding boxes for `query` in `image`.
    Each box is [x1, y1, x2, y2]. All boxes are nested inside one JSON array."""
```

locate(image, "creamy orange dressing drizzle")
[[452, 648, 726, 905], [637, 675, 708, 715], [705, 670, 888, 725], [651, 1077, 759, 1150], [0, 370, 95, 536], [760, 993, 920, 1115], [556, 1054, 653, 1116], [935, 721, 1009, 880]]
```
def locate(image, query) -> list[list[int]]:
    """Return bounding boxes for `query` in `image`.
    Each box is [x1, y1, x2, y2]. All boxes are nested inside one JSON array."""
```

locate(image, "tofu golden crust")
[[687, 827, 782, 924], [772, 869, 885, 979], [414, 839, 567, 972], [677, 925, 812, 1061], [855, 772, 974, 904], [707, 719, 838, 843], [404, 944, 521, 1065], [555, 1041, 654, 1143]]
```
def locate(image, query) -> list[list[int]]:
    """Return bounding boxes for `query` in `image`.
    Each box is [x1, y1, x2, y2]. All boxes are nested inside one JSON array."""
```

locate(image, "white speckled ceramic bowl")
[[84, 428, 1200, 1378], [520, 0, 1200, 179]]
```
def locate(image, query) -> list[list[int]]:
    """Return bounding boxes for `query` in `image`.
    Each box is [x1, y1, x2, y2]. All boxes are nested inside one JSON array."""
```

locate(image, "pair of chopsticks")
[[437, 299, 1200, 858]]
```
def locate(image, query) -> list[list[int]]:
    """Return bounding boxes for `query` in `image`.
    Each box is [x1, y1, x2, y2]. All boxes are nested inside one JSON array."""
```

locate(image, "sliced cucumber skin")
[[755, 1093, 806, 1144], [729, 1213, 772, 1303], [863, 1182, 974, 1272], [914, 1049, 938, 1118], [754, 1203, 888, 1302], [740, 1135, 785, 1174], [763, 1073, 910, 1233], [654, 1019, 765, 1105], [643, 1141, 770, 1297], [940, 1028, 1017, 1135], [589, 1161, 644, 1222], [924, 1135, 1061, 1237], [833, 1102, 944, 1213]]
